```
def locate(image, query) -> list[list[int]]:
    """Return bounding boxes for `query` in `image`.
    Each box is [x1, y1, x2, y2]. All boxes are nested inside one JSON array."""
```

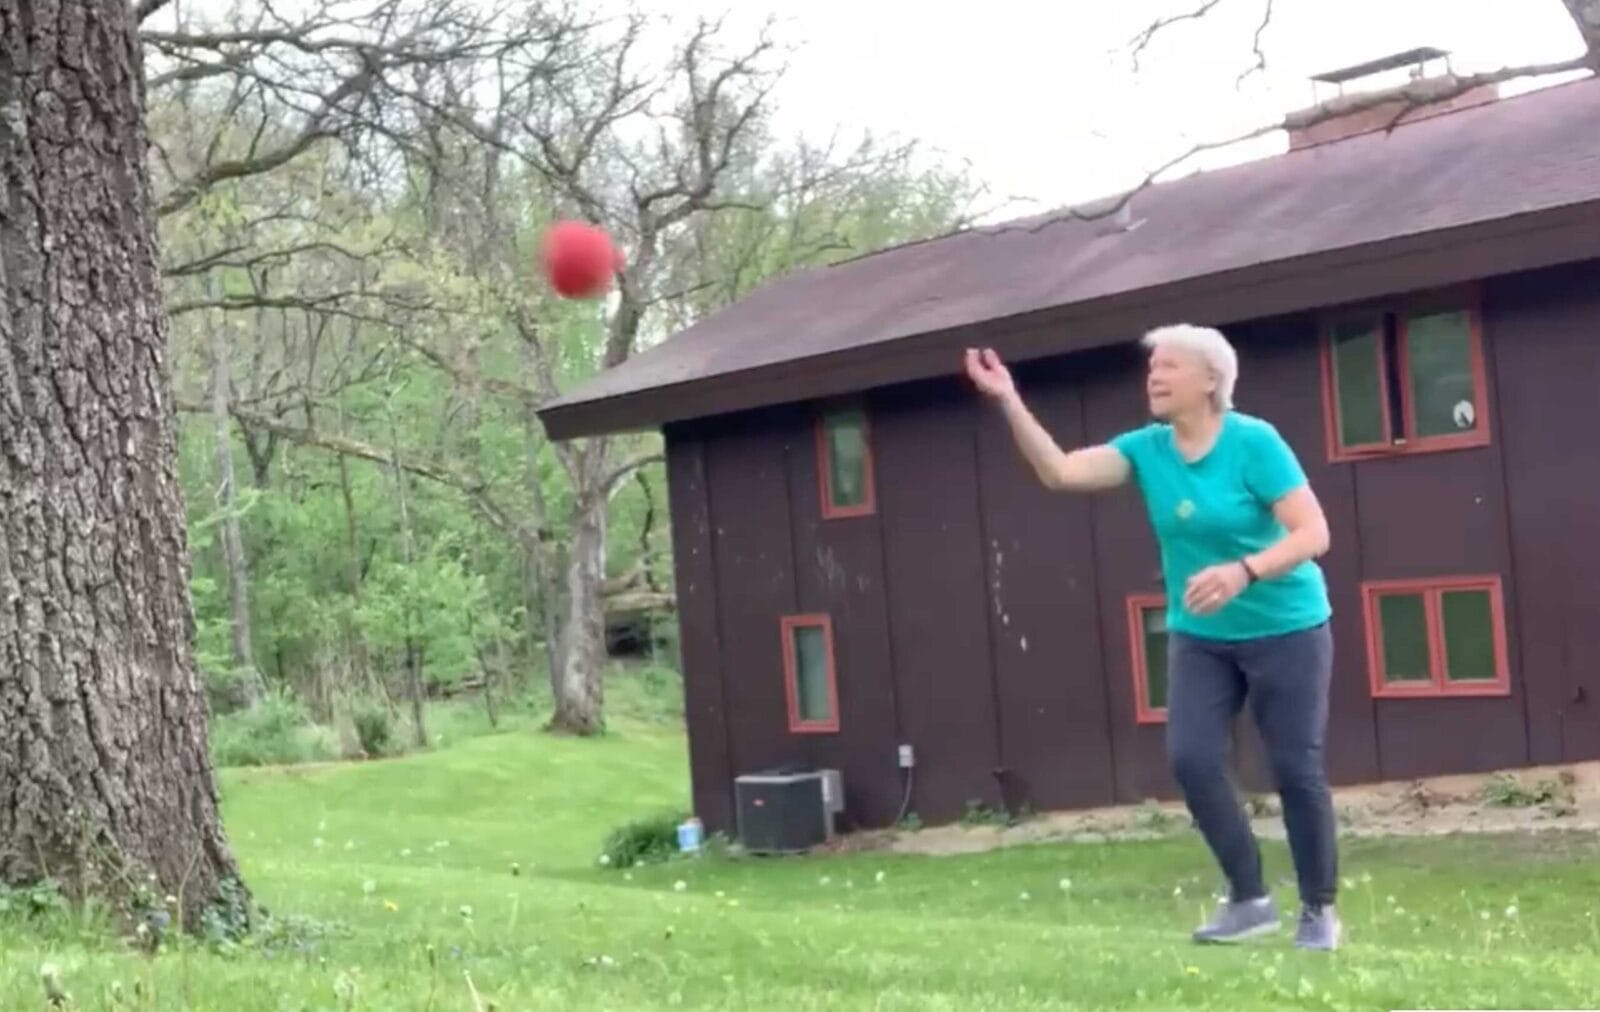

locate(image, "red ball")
[[540, 220, 620, 299]]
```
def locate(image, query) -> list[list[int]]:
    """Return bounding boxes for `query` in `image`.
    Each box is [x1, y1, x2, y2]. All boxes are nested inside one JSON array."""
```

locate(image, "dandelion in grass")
[[673, 881, 687, 893], [1058, 878, 1072, 891], [598, 854, 612, 867], [1505, 903, 1518, 920], [383, 900, 399, 912], [1019, 891, 1031, 902], [875, 871, 886, 884]]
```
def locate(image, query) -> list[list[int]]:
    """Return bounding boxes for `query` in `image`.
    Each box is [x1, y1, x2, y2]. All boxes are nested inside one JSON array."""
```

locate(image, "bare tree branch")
[[1237, 0, 1274, 87], [1130, 0, 1229, 71], [602, 452, 664, 497], [982, 57, 1592, 239]]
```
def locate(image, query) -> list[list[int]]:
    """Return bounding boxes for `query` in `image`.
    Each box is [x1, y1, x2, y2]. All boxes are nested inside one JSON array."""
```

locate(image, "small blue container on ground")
[[677, 817, 704, 853]]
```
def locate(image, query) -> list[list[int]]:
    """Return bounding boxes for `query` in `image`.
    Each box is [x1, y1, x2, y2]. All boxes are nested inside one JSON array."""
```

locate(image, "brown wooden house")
[[539, 68, 1600, 834]]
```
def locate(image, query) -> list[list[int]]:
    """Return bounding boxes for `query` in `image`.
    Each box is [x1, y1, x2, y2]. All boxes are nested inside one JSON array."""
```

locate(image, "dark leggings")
[[1166, 622, 1338, 908]]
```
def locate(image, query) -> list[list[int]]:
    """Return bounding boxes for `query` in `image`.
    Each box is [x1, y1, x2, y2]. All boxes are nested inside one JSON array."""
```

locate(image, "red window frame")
[[780, 614, 841, 733], [816, 406, 876, 519], [1319, 314, 1395, 460], [1319, 290, 1491, 462], [1126, 593, 1168, 725], [1361, 575, 1511, 699]]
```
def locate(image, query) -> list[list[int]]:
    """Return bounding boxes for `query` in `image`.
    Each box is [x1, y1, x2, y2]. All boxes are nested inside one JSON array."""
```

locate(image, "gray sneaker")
[[1295, 904, 1342, 951], [1192, 896, 1281, 944]]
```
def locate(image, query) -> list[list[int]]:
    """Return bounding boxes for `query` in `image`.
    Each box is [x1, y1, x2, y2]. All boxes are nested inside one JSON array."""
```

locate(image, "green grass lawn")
[[4, 709, 1600, 1010]]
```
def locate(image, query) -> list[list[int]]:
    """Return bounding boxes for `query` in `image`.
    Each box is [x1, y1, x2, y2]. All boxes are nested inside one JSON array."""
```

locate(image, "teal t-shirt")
[[1109, 412, 1330, 641]]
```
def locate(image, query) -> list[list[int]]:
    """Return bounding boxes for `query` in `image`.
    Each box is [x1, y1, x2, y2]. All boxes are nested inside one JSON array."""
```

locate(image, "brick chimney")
[[1287, 47, 1502, 151]]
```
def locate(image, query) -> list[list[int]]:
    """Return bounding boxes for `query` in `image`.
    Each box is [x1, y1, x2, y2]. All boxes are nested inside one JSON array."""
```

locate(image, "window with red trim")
[[1321, 302, 1490, 461], [781, 614, 840, 733], [1126, 594, 1169, 724], [1362, 576, 1510, 698], [816, 407, 875, 518]]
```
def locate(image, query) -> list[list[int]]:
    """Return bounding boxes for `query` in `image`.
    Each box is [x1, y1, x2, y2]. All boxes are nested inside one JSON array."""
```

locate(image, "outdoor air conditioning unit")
[[734, 767, 843, 854]]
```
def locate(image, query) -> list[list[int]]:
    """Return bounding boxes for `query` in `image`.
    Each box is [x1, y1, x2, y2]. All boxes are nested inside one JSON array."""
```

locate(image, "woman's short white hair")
[[1141, 323, 1238, 412]]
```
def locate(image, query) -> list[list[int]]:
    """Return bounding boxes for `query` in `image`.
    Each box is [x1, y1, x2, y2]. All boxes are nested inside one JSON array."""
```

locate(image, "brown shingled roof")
[[540, 76, 1600, 440]]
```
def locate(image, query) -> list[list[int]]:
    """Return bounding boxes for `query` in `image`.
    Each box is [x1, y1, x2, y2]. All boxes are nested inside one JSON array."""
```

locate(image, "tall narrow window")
[[1363, 576, 1510, 698], [1326, 317, 1391, 454], [1126, 594, 1169, 724], [1321, 300, 1489, 460], [781, 615, 840, 733], [817, 407, 875, 518]]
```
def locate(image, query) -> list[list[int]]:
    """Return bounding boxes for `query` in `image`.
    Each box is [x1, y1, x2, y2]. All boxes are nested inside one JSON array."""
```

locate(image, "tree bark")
[[548, 491, 607, 735], [386, 405, 427, 748], [1563, 0, 1600, 67], [0, 0, 246, 928], [208, 292, 264, 710], [520, 350, 565, 701]]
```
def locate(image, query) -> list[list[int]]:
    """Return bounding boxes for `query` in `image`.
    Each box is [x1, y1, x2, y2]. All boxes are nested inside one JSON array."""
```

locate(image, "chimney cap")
[[1310, 47, 1452, 85]]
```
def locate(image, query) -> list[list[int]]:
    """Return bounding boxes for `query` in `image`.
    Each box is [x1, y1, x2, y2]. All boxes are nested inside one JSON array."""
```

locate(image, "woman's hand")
[[964, 348, 1016, 401], [1184, 562, 1250, 616]]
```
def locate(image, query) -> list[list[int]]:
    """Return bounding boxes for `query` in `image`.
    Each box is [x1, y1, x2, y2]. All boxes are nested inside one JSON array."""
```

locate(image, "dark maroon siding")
[[663, 424, 735, 831], [786, 409, 904, 827], [872, 379, 1004, 822], [701, 409, 801, 780], [662, 258, 1600, 835], [973, 356, 1116, 813], [1489, 261, 1600, 764]]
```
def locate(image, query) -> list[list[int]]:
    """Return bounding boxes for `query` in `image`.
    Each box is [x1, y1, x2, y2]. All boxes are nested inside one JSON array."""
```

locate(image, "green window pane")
[[1441, 589, 1498, 683], [1142, 607, 1169, 710], [824, 411, 869, 509], [1378, 593, 1431, 684], [1331, 320, 1386, 448], [1405, 311, 1480, 439], [792, 625, 834, 723]]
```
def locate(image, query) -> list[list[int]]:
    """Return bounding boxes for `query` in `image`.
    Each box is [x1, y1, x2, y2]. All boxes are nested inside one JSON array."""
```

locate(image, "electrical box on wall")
[[898, 744, 915, 769]]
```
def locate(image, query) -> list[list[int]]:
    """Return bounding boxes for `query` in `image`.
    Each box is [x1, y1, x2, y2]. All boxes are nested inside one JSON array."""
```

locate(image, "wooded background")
[[145, 0, 983, 744]]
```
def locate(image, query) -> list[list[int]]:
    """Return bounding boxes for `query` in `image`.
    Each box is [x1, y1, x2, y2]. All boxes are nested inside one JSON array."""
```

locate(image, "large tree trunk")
[[1563, 0, 1600, 64], [385, 410, 427, 747], [548, 493, 606, 735], [209, 296, 264, 710], [0, 0, 246, 929]]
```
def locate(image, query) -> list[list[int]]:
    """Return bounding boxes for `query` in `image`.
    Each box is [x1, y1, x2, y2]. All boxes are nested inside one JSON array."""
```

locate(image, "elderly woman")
[[964, 325, 1340, 951]]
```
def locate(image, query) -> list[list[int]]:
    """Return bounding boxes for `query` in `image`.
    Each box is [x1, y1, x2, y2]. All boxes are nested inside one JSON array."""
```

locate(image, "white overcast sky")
[[657, 0, 1587, 218], [164, 0, 1589, 220]]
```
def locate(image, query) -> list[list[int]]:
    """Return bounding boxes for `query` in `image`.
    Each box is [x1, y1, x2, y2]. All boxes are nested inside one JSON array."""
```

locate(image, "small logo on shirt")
[[1175, 499, 1196, 521]]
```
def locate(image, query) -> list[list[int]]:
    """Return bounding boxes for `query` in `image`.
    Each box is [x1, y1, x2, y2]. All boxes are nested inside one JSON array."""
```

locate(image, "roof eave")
[[538, 198, 1600, 441]]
